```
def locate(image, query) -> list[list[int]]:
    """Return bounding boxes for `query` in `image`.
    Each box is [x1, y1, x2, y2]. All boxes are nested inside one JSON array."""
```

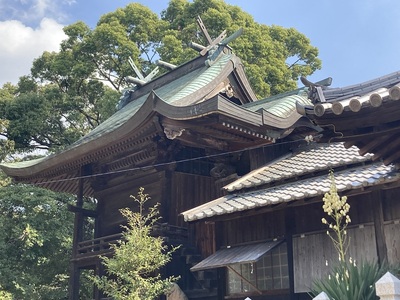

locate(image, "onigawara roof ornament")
[[300, 76, 332, 104]]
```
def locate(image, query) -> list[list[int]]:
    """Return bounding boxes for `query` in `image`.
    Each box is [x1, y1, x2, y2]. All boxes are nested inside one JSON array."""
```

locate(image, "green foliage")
[[0, 184, 75, 299], [311, 260, 385, 300], [0, 0, 321, 152], [93, 188, 179, 300], [159, 0, 321, 97], [0, 289, 12, 300], [0, 76, 119, 152]]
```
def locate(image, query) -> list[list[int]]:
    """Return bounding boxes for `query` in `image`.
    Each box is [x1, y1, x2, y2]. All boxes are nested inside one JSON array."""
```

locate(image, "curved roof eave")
[[0, 52, 258, 179], [1, 91, 161, 178]]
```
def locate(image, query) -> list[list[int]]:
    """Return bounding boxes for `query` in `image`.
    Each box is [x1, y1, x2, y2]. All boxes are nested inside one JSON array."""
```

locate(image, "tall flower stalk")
[[311, 171, 385, 300], [321, 171, 351, 263]]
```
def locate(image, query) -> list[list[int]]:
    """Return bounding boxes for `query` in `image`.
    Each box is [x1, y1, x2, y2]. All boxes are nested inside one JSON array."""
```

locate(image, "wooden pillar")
[[285, 207, 296, 300], [372, 190, 388, 265], [215, 221, 226, 299], [68, 166, 86, 300], [162, 169, 173, 224], [93, 261, 105, 300]]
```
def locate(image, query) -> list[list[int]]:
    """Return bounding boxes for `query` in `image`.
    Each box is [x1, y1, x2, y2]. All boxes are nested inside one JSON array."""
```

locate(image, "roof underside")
[[298, 71, 400, 165]]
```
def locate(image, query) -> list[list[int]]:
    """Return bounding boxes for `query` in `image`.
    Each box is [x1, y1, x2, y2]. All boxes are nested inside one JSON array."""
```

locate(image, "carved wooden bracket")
[[164, 127, 185, 140]]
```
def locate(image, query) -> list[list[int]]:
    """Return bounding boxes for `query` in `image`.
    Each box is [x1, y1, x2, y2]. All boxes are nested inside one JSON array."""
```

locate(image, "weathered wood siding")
[[383, 188, 400, 220], [293, 225, 377, 293], [293, 194, 374, 235], [219, 210, 286, 247], [95, 170, 165, 236], [214, 192, 386, 294], [382, 188, 400, 264], [171, 172, 223, 257], [248, 142, 293, 170], [170, 172, 222, 227], [384, 222, 400, 264]]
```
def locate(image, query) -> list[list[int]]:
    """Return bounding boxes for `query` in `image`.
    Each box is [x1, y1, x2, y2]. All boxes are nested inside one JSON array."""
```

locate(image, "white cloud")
[[0, 0, 75, 25], [0, 18, 66, 86]]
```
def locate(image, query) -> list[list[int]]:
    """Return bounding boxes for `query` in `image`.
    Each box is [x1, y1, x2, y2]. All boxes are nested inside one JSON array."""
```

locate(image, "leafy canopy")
[[0, 184, 75, 299], [0, 0, 320, 153]]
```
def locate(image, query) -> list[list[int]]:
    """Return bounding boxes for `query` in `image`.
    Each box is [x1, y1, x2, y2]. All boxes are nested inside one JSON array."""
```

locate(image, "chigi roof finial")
[[125, 57, 159, 87], [190, 16, 243, 66]]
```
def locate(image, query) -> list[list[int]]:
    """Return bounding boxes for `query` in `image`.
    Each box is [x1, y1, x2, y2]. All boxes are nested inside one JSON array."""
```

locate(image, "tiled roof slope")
[[181, 143, 399, 222], [224, 143, 373, 192], [296, 71, 400, 166], [299, 71, 400, 117]]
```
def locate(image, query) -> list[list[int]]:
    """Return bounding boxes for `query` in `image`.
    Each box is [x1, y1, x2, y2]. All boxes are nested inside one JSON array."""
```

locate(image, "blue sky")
[[1, 0, 400, 89]]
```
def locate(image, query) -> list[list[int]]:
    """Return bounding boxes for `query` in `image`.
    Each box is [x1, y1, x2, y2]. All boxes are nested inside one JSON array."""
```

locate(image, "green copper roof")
[[167, 54, 232, 105], [244, 90, 311, 119], [59, 55, 232, 151]]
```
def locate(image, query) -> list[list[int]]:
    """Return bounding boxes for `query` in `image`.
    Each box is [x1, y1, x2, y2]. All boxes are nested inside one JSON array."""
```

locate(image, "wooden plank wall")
[[171, 172, 223, 257], [170, 172, 222, 227], [382, 187, 400, 264], [383, 188, 400, 220], [292, 194, 375, 234], [95, 170, 165, 236], [293, 225, 377, 293], [384, 222, 400, 264], [248, 141, 294, 170], [219, 210, 286, 247]]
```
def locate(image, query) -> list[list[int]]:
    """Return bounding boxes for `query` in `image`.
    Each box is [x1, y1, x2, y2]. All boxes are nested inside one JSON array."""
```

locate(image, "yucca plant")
[[311, 171, 387, 300], [311, 260, 386, 300]]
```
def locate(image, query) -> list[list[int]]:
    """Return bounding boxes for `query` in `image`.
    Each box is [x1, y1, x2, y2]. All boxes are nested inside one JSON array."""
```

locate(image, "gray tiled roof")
[[300, 71, 400, 116], [224, 143, 373, 192], [182, 143, 399, 222], [182, 162, 398, 222]]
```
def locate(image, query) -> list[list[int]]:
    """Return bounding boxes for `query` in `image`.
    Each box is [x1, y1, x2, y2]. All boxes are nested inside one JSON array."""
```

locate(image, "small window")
[[226, 243, 289, 295]]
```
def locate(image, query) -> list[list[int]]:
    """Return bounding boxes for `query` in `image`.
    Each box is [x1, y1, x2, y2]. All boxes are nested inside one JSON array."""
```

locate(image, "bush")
[[93, 187, 179, 300]]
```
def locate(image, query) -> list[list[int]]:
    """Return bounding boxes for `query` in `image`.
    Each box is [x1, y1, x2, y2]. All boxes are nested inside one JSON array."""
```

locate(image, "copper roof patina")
[[0, 46, 316, 195]]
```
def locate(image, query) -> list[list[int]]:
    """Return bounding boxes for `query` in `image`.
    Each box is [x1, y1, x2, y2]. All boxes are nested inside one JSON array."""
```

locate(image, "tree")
[[160, 0, 321, 96], [0, 0, 320, 153], [0, 184, 76, 299], [0, 74, 119, 152], [93, 188, 179, 300]]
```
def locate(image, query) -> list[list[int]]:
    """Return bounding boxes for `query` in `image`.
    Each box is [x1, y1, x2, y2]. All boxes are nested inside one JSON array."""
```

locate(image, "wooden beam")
[[320, 120, 400, 143], [371, 191, 388, 265], [68, 165, 91, 300], [285, 207, 296, 300], [357, 135, 391, 156], [67, 204, 97, 218], [383, 149, 400, 165], [343, 141, 356, 149], [196, 16, 212, 44], [371, 134, 400, 161], [68, 265, 80, 300]]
